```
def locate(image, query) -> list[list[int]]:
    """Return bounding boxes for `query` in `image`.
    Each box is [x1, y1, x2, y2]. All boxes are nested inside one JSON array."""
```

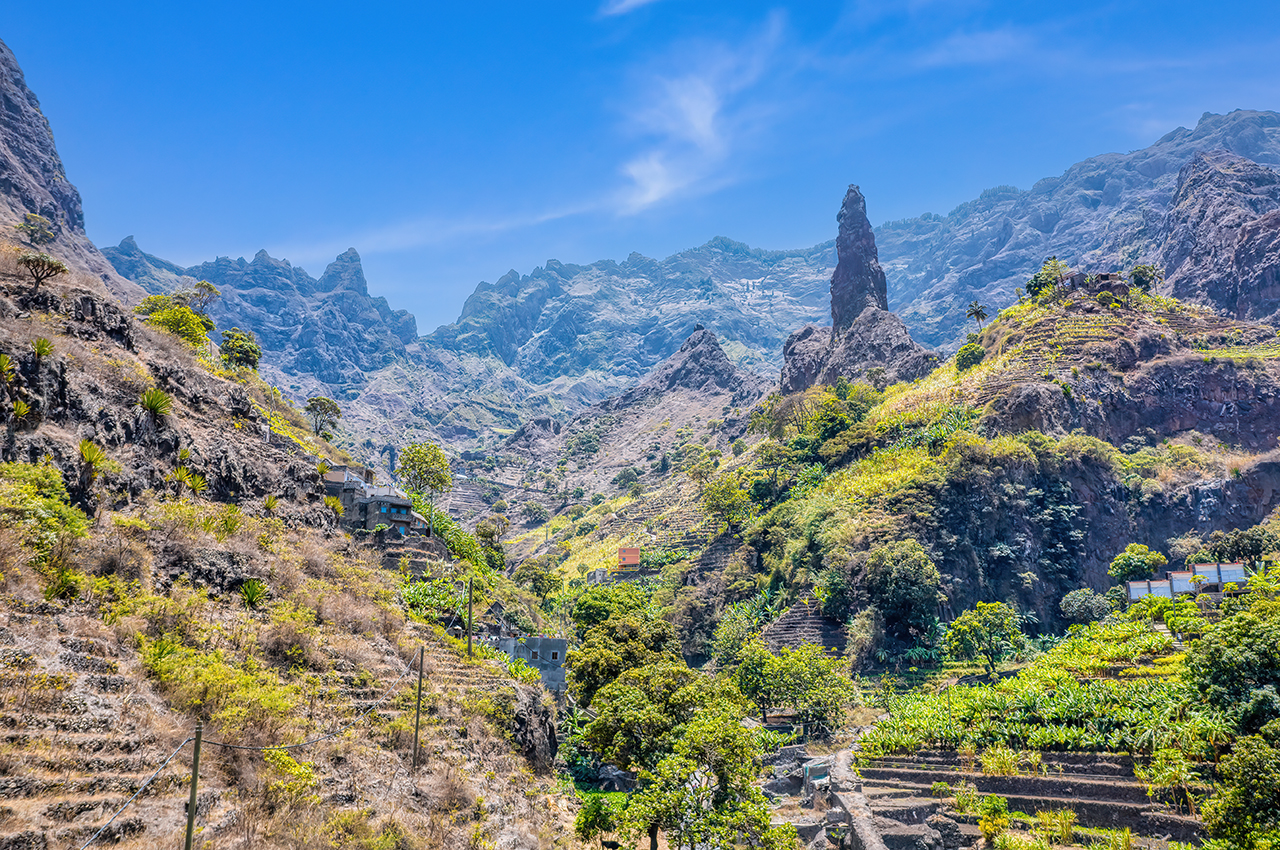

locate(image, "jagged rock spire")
[[830, 185, 889, 328]]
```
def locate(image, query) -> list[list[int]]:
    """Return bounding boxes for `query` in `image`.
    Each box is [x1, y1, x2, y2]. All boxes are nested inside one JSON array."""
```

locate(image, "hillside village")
[[6, 30, 1280, 850]]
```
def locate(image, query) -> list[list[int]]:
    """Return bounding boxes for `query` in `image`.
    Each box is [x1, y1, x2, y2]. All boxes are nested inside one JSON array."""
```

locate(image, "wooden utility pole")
[[466, 578, 474, 659], [183, 722, 203, 850], [412, 646, 425, 771]]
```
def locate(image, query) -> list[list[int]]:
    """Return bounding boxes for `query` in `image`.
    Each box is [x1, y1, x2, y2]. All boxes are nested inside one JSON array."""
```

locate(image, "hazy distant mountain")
[[103, 238, 417, 393], [876, 109, 1280, 349], [101, 110, 1280, 459]]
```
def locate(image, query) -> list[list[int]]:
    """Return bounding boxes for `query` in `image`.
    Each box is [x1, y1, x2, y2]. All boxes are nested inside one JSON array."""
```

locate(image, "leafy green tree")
[[182, 280, 220, 314], [701, 471, 754, 529], [514, 557, 561, 603], [399, 441, 453, 536], [585, 660, 744, 771], [133, 294, 178, 316], [753, 440, 797, 500], [1128, 263, 1164, 293], [965, 301, 989, 329], [304, 396, 341, 435], [219, 328, 262, 370], [1203, 721, 1280, 848], [944, 601, 1023, 676], [620, 705, 797, 850], [1196, 526, 1280, 570], [1186, 595, 1280, 733], [567, 615, 680, 707], [1025, 256, 1070, 297], [575, 795, 619, 847], [955, 342, 985, 372], [733, 640, 856, 728], [17, 252, 68, 294], [866, 539, 943, 641], [521, 500, 550, 524], [1108, 543, 1168, 583], [571, 583, 652, 635], [1059, 588, 1112, 623]]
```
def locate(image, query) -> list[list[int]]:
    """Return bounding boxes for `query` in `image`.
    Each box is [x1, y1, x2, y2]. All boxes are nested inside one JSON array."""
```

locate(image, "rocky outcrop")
[[0, 38, 142, 303], [510, 685, 557, 773], [104, 239, 416, 394], [603, 325, 770, 411], [780, 188, 937, 393], [1160, 151, 1280, 322], [831, 186, 889, 325]]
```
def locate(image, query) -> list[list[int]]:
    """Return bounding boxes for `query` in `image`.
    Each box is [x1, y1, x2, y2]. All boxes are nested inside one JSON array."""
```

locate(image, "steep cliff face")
[[103, 238, 417, 393], [780, 187, 936, 393], [0, 38, 141, 302], [877, 110, 1280, 349], [1161, 151, 1280, 322]]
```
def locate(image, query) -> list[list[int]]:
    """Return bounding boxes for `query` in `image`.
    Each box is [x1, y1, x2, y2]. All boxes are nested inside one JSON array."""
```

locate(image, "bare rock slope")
[[0, 38, 141, 303]]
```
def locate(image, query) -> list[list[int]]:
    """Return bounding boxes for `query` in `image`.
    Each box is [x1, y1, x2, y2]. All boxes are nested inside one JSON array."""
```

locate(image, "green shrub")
[[143, 305, 211, 350], [219, 327, 262, 370], [1096, 291, 1118, 308], [956, 342, 986, 371], [31, 337, 53, 360], [0, 461, 89, 569], [978, 795, 1010, 842]]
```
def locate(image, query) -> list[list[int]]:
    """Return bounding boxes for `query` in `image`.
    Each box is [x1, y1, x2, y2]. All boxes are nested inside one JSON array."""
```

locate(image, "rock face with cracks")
[[0, 37, 142, 303], [780, 186, 937, 393]]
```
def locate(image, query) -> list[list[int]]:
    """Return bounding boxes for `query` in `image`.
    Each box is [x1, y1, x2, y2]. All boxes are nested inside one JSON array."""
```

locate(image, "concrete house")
[[322, 466, 429, 536], [499, 635, 568, 692]]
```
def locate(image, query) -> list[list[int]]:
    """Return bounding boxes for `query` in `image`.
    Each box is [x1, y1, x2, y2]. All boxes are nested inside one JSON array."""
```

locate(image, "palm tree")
[[966, 301, 989, 329]]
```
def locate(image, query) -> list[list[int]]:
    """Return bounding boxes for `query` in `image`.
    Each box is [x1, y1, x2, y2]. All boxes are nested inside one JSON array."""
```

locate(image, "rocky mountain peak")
[[0, 38, 140, 302], [632, 326, 747, 396], [316, 248, 369, 295], [831, 184, 889, 328]]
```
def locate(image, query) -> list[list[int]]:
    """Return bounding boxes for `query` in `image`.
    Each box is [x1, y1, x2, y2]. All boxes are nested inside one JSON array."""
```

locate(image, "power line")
[[78, 658, 419, 848], [79, 736, 193, 850]]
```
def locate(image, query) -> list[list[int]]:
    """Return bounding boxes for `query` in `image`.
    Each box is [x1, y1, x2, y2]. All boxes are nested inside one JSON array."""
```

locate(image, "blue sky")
[[6, 1, 1279, 331]]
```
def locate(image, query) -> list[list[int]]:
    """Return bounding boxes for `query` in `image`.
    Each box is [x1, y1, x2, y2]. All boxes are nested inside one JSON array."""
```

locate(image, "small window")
[[551, 651, 559, 661], [380, 505, 387, 513], [532, 651, 539, 660]]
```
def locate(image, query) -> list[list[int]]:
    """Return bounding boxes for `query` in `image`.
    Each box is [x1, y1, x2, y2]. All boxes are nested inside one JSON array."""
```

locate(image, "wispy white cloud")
[[599, 0, 663, 16], [272, 202, 597, 268], [913, 27, 1033, 68], [615, 13, 788, 213]]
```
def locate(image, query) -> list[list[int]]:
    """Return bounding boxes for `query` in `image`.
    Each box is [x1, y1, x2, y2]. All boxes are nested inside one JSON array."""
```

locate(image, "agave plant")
[[263, 494, 279, 513], [79, 439, 108, 484], [239, 578, 270, 610], [139, 387, 173, 424], [0, 353, 16, 389], [168, 465, 208, 498], [10, 398, 31, 425], [31, 337, 53, 363]]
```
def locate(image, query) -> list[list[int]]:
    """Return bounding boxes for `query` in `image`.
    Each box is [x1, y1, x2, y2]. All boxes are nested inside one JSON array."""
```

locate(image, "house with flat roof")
[[498, 635, 568, 692]]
